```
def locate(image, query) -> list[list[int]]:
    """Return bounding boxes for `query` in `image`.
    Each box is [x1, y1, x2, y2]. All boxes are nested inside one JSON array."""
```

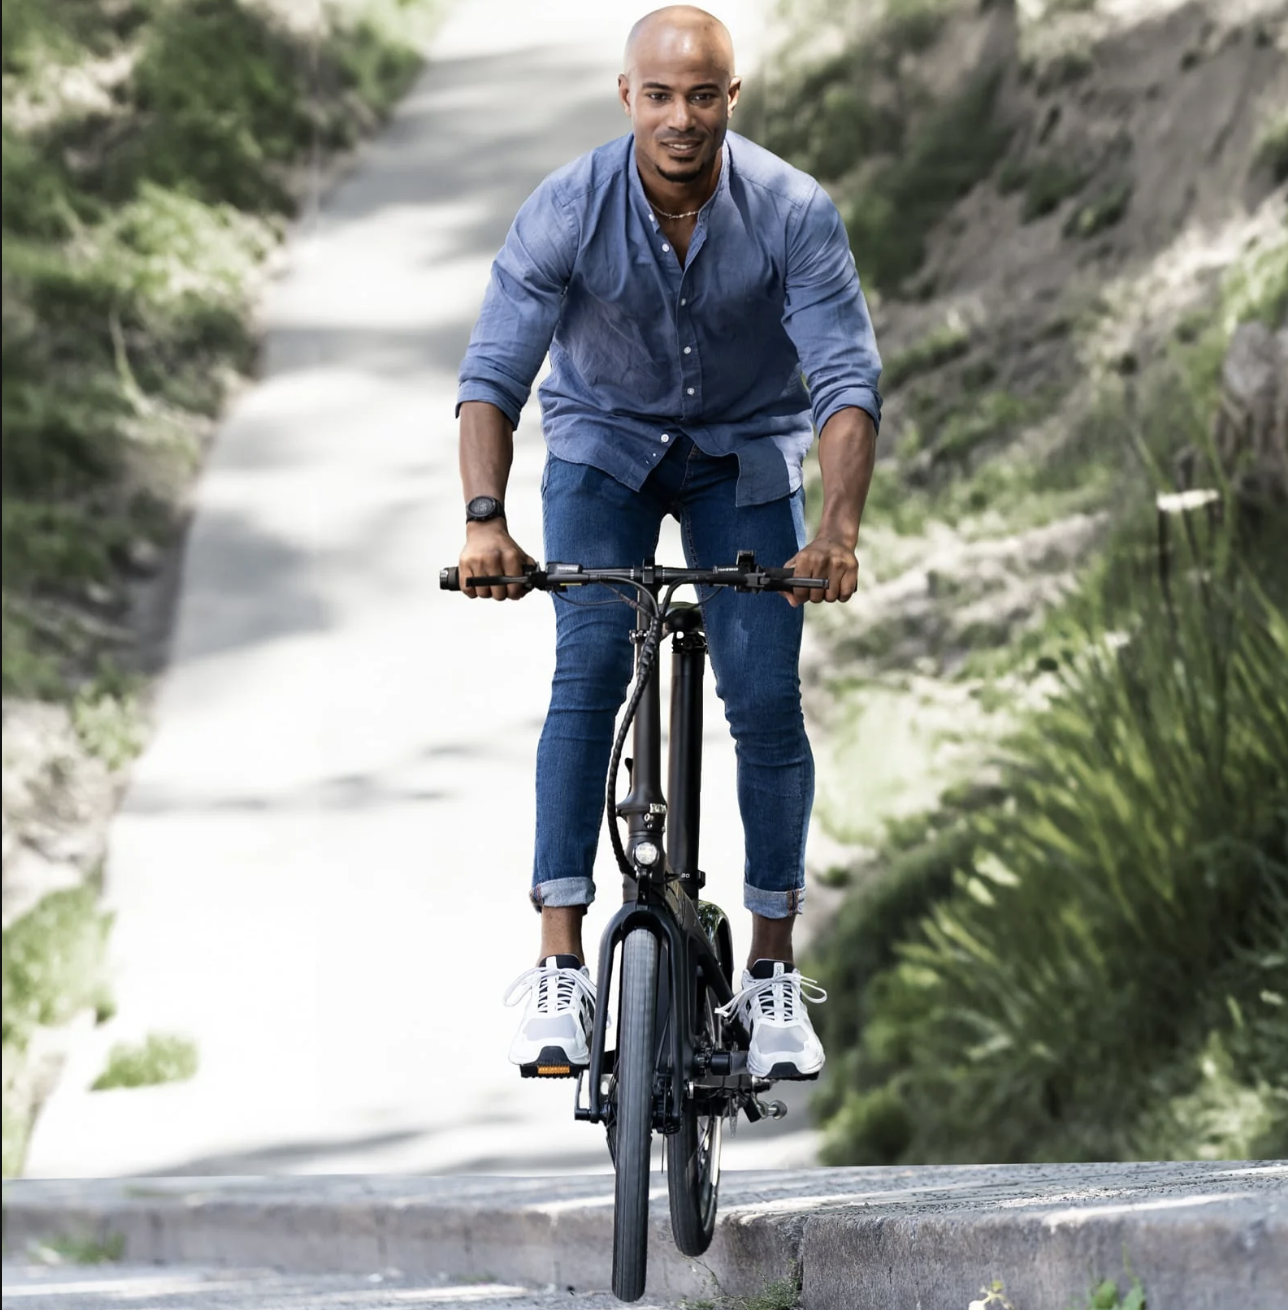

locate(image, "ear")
[[617, 73, 631, 116], [728, 76, 742, 112]]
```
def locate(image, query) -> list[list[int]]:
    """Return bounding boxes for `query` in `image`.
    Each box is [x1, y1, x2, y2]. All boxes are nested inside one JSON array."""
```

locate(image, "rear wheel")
[[667, 969, 723, 1255], [612, 927, 659, 1302]]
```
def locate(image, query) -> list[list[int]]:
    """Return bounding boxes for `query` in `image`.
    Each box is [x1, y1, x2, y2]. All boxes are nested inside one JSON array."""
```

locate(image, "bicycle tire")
[[612, 926, 659, 1303], [666, 972, 722, 1255]]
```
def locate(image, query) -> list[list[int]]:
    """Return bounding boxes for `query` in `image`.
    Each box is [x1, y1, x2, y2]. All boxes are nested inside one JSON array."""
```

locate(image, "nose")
[[667, 98, 695, 132]]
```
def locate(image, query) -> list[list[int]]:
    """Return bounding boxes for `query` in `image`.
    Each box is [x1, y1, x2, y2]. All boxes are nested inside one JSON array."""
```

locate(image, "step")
[[4, 1162, 1284, 1308]]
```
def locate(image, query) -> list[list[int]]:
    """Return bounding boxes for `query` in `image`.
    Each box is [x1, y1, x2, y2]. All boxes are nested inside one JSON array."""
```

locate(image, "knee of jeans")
[[551, 640, 635, 712], [721, 683, 807, 750]]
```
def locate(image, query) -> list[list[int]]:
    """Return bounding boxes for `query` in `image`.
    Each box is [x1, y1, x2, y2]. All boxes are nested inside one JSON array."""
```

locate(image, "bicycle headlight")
[[634, 840, 661, 867]]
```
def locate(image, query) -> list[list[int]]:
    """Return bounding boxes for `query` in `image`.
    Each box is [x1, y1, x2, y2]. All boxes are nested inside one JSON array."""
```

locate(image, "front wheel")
[[667, 971, 723, 1255], [612, 927, 659, 1302]]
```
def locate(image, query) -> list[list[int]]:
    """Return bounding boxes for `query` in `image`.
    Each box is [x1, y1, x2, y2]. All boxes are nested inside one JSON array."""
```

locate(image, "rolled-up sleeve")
[[456, 178, 578, 428], [781, 186, 882, 435]]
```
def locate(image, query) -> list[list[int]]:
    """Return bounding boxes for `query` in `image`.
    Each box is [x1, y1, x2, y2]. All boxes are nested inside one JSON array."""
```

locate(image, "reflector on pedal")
[[538, 1064, 572, 1076]]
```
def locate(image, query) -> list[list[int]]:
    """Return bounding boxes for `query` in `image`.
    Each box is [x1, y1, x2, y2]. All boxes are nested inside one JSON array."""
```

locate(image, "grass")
[[682, 1266, 801, 1310], [1064, 178, 1133, 238], [754, 0, 1012, 294], [813, 529, 1288, 1166], [882, 318, 971, 390], [92, 1032, 199, 1090], [1254, 111, 1288, 185], [40, 1232, 127, 1264], [845, 68, 1012, 293], [810, 227, 1288, 1166], [1019, 159, 1090, 221]]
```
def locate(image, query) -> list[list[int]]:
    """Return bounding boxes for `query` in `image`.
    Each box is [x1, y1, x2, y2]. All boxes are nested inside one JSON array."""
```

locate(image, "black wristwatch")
[[465, 495, 505, 524]]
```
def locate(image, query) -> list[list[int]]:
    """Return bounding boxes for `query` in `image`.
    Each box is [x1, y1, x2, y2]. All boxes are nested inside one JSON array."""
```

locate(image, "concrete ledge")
[[4, 1162, 1285, 1308]]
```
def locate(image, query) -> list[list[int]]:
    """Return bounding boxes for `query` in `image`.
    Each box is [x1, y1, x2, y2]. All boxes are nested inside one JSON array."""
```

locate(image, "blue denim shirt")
[[457, 131, 882, 506]]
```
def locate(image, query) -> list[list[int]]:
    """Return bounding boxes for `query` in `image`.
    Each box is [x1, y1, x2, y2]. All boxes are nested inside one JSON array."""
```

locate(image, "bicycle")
[[440, 552, 826, 1303]]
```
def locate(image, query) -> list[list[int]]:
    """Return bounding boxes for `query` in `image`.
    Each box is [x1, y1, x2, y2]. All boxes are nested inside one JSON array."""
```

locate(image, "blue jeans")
[[534, 435, 814, 919]]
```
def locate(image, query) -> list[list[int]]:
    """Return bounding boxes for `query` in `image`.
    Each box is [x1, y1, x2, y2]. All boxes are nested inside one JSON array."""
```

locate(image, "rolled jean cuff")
[[530, 877, 596, 914], [743, 883, 805, 918]]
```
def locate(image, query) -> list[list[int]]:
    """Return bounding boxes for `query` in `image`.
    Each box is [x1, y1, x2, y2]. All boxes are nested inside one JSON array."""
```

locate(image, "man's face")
[[618, 37, 740, 186]]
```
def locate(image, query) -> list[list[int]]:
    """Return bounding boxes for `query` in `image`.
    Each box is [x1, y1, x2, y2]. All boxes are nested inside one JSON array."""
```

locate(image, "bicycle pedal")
[[519, 1047, 587, 1079]]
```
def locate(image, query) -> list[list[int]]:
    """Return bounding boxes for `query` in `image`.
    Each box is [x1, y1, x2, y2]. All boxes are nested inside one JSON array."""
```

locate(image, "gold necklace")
[[652, 204, 701, 220]]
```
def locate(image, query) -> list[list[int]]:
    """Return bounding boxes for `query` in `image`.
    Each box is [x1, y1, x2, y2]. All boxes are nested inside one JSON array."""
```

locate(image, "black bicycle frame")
[[576, 594, 757, 1132]]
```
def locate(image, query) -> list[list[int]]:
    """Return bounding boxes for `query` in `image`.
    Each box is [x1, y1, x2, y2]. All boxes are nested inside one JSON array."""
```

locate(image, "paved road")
[[24, 0, 823, 1179], [0, 1266, 697, 1310]]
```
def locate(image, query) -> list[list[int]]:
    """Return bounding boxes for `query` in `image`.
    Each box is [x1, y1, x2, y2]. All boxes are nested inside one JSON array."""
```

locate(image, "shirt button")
[[683, 346, 692, 355], [680, 298, 687, 306], [661, 433, 670, 443], [662, 243, 670, 252], [687, 387, 695, 395]]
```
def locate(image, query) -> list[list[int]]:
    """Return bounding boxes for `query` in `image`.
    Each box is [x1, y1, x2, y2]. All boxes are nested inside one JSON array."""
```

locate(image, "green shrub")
[[1064, 178, 1132, 238], [1254, 113, 1288, 185], [847, 69, 1012, 292], [2, 885, 112, 1056], [1020, 159, 1089, 221], [883, 320, 971, 389], [92, 1032, 199, 1090], [814, 539, 1288, 1164]]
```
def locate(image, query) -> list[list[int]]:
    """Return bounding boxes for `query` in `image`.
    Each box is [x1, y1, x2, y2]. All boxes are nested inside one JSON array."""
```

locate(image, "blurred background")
[[2, 0, 1285, 1181]]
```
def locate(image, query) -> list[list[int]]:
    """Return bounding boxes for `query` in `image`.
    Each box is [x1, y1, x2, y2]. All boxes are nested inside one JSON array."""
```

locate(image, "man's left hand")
[[782, 533, 859, 607]]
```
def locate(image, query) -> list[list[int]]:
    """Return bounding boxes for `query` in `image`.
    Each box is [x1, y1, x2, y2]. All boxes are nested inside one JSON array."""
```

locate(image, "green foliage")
[[2, 0, 431, 1177], [883, 319, 971, 390], [756, 2, 1011, 293], [1068, 1275, 1146, 1310], [846, 69, 1012, 293], [1064, 178, 1133, 239], [814, 541, 1288, 1165], [43, 1232, 127, 1264], [2, 885, 113, 1056], [92, 1031, 199, 1090], [1254, 113, 1288, 185], [1020, 159, 1090, 221]]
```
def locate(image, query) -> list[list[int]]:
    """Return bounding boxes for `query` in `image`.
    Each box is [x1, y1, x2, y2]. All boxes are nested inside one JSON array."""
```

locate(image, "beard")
[[648, 122, 726, 186]]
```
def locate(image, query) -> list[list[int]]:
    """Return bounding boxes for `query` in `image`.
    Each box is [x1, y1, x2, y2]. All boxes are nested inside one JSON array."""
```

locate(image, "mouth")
[[659, 138, 703, 159]]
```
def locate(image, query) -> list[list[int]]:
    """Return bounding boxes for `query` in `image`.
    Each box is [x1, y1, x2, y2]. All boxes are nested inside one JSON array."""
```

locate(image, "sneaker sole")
[[754, 1060, 822, 1081], [517, 1045, 587, 1079]]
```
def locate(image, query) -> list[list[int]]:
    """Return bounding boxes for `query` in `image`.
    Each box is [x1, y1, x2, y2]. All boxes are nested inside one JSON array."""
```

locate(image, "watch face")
[[467, 495, 503, 522]]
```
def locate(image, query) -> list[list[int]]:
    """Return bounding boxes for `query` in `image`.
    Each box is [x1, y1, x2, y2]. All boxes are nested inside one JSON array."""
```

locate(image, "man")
[[456, 6, 881, 1080]]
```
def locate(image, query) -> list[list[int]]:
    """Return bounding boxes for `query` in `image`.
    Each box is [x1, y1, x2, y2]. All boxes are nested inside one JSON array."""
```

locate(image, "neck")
[[635, 143, 723, 218]]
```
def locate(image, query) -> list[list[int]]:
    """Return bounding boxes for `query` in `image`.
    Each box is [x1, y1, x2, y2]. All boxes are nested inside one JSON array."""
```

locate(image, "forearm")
[[816, 406, 877, 550], [459, 401, 516, 502]]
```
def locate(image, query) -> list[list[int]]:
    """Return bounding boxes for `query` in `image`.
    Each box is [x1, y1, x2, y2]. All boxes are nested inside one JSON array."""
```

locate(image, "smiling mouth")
[[661, 139, 701, 155]]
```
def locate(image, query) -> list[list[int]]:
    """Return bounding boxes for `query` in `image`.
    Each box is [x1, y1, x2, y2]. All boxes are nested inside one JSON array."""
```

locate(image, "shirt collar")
[[628, 135, 732, 228]]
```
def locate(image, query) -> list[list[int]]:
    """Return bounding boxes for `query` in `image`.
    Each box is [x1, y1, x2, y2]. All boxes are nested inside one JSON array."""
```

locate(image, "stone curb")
[[4, 1163, 1285, 1308]]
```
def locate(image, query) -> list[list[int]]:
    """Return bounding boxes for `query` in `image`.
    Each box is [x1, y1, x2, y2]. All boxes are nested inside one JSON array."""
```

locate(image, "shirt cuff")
[[456, 379, 524, 429], [814, 387, 882, 436]]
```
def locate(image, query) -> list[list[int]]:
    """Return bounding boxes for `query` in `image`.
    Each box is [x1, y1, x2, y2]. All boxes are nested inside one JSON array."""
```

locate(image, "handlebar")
[[439, 555, 827, 594]]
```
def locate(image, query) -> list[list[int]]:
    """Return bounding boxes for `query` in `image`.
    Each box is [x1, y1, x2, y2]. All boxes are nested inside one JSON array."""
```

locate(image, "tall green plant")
[[817, 531, 1288, 1163]]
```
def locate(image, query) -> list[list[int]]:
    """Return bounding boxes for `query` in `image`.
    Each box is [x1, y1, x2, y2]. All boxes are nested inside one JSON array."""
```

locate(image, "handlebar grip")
[[440, 567, 461, 591], [764, 567, 795, 581]]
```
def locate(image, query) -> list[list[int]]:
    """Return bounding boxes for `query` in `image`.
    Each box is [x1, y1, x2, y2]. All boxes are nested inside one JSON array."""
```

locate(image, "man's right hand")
[[459, 521, 536, 600]]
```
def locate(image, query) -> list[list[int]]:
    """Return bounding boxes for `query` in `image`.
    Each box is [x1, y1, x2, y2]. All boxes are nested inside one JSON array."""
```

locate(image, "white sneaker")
[[503, 954, 596, 1078], [717, 959, 827, 1080]]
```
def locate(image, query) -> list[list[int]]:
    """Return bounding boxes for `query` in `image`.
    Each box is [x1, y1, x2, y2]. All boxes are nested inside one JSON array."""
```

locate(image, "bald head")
[[623, 6, 735, 83]]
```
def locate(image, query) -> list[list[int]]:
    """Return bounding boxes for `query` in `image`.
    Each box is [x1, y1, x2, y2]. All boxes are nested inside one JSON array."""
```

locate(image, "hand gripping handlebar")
[[439, 554, 827, 594]]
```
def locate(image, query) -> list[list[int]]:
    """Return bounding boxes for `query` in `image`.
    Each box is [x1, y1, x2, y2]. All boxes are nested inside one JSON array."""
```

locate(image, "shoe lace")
[[715, 971, 827, 1024], [503, 963, 597, 1015]]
